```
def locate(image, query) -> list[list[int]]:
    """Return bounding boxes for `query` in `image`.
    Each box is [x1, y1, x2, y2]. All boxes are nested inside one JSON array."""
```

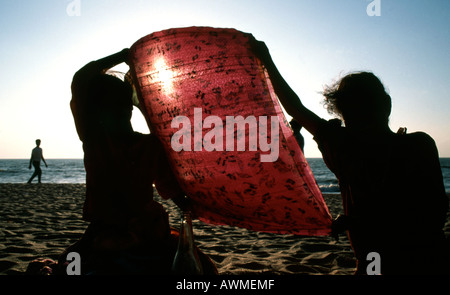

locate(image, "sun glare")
[[154, 57, 175, 95]]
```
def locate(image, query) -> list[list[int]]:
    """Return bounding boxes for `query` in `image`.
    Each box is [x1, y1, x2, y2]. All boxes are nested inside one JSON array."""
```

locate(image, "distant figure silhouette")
[[27, 139, 48, 184], [289, 119, 304, 152], [252, 40, 449, 275]]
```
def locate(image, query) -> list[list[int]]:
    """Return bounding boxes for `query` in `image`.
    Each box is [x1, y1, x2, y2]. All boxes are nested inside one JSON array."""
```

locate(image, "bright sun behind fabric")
[[129, 27, 331, 236]]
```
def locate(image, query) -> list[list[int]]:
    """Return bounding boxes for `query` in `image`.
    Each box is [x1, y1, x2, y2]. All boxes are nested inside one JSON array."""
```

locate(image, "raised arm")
[[250, 39, 324, 136], [70, 49, 130, 141]]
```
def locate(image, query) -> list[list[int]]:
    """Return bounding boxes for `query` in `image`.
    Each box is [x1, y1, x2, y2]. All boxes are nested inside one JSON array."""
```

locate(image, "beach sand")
[[1, 184, 449, 275]]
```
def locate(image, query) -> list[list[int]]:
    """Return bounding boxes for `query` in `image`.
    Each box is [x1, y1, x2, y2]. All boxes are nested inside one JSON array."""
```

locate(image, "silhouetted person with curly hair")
[[252, 40, 449, 275]]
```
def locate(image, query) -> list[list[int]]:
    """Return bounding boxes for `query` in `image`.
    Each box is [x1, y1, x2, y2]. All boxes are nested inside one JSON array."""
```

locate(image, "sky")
[[0, 0, 449, 159]]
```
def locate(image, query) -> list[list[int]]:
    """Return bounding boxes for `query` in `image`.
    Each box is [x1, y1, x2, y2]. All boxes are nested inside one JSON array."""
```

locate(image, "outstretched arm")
[[251, 40, 324, 136]]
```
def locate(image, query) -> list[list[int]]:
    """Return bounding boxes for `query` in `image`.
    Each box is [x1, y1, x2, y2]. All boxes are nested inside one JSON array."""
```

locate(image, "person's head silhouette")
[[323, 72, 391, 129], [87, 74, 134, 134]]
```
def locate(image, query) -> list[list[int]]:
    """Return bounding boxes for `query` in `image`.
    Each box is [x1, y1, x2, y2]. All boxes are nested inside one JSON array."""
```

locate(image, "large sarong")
[[129, 27, 331, 235]]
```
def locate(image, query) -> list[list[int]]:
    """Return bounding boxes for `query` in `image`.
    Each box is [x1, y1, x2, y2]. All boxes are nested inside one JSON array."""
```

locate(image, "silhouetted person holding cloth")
[[28, 139, 48, 184], [252, 39, 449, 275], [62, 49, 215, 274]]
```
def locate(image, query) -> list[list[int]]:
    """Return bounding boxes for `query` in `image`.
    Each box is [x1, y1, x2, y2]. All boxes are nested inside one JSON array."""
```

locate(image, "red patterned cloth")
[[129, 27, 331, 235]]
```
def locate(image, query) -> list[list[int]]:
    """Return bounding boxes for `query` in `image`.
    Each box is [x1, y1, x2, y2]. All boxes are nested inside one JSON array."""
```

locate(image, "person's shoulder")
[[401, 131, 439, 156], [322, 118, 343, 130], [314, 118, 343, 139], [402, 131, 436, 145]]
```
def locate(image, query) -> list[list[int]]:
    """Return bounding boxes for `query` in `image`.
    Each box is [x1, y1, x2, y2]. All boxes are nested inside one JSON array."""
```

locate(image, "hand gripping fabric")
[[129, 27, 331, 235]]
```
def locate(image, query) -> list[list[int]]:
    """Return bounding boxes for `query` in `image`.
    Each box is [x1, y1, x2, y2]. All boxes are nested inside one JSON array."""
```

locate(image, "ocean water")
[[0, 159, 86, 184], [1, 158, 450, 193]]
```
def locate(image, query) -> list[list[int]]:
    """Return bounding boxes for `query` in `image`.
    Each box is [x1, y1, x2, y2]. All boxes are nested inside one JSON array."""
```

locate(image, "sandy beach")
[[1, 183, 449, 275]]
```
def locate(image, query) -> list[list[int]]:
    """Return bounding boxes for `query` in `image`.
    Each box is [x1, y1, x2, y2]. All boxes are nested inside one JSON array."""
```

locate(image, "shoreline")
[[0, 184, 448, 275]]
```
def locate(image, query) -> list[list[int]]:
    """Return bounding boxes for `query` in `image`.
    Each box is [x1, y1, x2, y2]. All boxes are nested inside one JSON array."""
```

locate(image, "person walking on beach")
[[251, 39, 449, 275], [27, 139, 48, 184]]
